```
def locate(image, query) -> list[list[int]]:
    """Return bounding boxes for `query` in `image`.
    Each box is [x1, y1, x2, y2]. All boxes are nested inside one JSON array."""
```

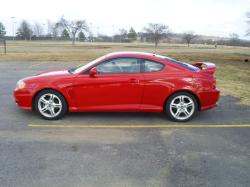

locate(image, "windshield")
[[71, 55, 106, 74], [156, 55, 199, 71]]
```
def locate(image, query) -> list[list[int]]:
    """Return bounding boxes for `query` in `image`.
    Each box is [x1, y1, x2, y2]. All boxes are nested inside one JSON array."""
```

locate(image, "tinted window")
[[144, 60, 164, 72], [164, 57, 199, 71], [156, 55, 199, 71], [96, 58, 140, 74]]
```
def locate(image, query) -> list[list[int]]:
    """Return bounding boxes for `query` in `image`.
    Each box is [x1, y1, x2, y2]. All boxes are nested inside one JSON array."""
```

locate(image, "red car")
[[14, 52, 220, 122]]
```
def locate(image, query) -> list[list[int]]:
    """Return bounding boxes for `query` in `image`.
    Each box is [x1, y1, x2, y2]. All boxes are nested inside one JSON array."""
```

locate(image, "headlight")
[[16, 80, 26, 90]]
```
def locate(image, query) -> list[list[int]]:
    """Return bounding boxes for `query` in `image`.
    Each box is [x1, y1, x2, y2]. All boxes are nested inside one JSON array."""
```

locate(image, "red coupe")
[[14, 52, 220, 121]]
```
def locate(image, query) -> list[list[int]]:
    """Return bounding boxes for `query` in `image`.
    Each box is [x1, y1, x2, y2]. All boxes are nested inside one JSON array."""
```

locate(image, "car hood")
[[36, 69, 70, 77], [22, 69, 73, 84]]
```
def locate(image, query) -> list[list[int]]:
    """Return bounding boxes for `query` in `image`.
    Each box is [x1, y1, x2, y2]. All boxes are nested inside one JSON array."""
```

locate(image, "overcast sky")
[[1, 0, 250, 39]]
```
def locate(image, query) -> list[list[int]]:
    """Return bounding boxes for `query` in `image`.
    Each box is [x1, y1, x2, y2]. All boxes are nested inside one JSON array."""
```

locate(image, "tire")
[[165, 92, 198, 122], [34, 89, 67, 120]]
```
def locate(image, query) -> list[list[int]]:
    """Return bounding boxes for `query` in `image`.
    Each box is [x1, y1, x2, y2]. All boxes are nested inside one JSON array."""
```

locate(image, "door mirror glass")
[[89, 67, 97, 77]]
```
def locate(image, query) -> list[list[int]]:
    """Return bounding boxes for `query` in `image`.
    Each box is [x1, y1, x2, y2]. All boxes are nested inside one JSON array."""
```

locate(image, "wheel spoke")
[[49, 94, 54, 102], [53, 103, 61, 108], [183, 108, 190, 116], [40, 98, 47, 104], [186, 102, 193, 108], [180, 96, 184, 103], [49, 107, 55, 116], [175, 109, 181, 117], [171, 103, 178, 108], [41, 105, 48, 112]]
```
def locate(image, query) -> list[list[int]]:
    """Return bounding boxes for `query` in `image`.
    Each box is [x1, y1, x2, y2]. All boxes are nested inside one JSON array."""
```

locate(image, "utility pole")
[[10, 16, 16, 40], [4, 40, 6, 54]]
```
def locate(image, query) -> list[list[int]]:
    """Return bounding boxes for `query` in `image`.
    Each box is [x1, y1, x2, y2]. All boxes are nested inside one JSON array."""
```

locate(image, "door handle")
[[130, 78, 139, 84]]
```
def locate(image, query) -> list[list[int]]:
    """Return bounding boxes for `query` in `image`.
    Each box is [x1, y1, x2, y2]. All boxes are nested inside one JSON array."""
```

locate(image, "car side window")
[[144, 60, 164, 72], [96, 58, 140, 74]]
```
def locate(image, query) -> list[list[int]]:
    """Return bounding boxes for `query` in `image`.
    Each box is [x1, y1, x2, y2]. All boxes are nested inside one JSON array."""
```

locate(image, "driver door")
[[72, 57, 144, 111]]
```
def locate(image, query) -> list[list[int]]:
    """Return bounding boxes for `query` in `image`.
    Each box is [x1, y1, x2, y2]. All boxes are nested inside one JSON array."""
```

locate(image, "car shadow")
[[59, 95, 250, 125], [13, 95, 250, 125]]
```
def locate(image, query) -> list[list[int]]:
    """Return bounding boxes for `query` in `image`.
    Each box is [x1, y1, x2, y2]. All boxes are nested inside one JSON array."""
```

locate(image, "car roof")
[[105, 51, 158, 58], [105, 51, 175, 63], [104, 51, 198, 72]]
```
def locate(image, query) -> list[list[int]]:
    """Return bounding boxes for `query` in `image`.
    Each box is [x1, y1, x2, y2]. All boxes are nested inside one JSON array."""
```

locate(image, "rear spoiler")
[[192, 62, 216, 75]]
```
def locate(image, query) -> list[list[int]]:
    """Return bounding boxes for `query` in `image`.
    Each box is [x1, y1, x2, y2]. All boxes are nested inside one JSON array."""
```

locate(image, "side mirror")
[[89, 67, 97, 77]]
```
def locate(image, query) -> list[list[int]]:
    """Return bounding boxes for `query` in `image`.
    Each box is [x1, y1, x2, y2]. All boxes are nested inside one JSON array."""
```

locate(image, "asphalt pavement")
[[0, 61, 250, 187]]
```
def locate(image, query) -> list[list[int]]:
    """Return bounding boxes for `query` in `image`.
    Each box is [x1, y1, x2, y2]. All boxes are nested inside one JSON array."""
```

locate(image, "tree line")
[[1, 15, 250, 47], [0, 20, 196, 47]]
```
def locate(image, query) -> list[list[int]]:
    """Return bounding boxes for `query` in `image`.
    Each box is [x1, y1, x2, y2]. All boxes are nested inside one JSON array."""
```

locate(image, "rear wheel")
[[165, 92, 198, 122], [34, 90, 67, 120]]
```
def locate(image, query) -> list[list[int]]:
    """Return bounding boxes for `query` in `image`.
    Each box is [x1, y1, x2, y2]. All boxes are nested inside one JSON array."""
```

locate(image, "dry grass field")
[[1, 41, 250, 104]]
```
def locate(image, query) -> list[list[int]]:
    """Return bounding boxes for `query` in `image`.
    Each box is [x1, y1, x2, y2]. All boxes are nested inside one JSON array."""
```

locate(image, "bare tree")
[[229, 33, 240, 46], [183, 32, 196, 47], [33, 22, 43, 37], [16, 20, 33, 40], [88, 32, 94, 42], [0, 22, 6, 38], [229, 33, 239, 40], [47, 20, 62, 40], [118, 28, 128, 42], [144, 23, 170, 47], [57, 17, 89, 45]]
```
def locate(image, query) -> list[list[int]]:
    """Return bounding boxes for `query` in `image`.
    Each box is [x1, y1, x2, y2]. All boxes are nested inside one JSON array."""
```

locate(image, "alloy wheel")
[[38, 93, 62, 118], [169, 95, 195, 121]]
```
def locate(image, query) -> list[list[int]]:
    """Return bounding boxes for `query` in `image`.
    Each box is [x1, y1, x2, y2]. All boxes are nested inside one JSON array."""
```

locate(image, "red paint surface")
[[14, 52, 220, 113]]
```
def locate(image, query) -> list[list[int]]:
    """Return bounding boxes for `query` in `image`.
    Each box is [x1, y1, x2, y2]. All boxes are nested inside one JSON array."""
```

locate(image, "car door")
[[72, 57, 144, 111]]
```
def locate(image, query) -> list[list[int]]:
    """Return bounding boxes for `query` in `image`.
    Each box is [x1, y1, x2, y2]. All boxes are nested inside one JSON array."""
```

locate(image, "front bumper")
[[13, 88, 33, 110]]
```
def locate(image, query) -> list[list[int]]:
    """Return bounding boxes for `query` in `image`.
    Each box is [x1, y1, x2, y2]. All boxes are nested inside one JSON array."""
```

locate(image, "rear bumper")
[[199, 88, 220, 111], [13, 89, 33, 110]]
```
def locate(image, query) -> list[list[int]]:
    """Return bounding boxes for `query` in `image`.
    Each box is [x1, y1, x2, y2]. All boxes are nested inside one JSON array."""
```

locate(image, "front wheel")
[[165, 92, 198, 122], [34, 90, 67, 120]]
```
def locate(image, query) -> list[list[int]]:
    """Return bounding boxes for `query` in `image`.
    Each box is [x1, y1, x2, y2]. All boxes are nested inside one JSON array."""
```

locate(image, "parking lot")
[[1, 61, 250, 187]]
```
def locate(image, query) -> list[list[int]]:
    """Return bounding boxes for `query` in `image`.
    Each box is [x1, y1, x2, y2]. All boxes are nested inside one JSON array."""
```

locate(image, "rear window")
[[157, 55, 199, 71]]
